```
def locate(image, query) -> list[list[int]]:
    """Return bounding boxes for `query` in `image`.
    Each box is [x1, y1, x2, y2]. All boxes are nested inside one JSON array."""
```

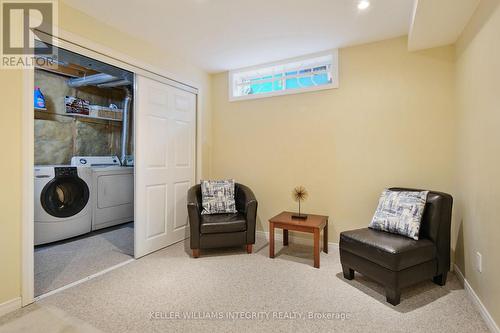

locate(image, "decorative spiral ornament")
[[293, 186, 308, 202]]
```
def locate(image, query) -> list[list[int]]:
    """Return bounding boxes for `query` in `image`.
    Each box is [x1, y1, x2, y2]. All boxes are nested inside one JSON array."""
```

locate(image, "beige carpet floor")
[[1, 236, 489, 333], [34, 223, 134, 296]]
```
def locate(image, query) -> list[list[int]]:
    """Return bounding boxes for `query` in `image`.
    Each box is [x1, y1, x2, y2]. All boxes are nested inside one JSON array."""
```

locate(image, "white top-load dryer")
[[71, 156, 134, 231], [34, 166, 92, 245]]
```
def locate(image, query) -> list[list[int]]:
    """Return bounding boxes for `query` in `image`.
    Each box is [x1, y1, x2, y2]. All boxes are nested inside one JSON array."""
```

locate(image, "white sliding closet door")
[[135, 75, 196, 258]]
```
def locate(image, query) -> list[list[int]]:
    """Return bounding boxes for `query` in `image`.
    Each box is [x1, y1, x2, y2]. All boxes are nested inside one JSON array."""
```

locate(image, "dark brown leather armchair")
[[187, 183, 258, 258], [339, 188, 453, 305]]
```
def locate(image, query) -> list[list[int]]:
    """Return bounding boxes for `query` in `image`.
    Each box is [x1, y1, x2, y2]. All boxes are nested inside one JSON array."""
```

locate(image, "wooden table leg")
[[269, 222, 275, 258], [283, 229, 289, 246], [313, 228, 320, 268], [323, 222, 328, 254]]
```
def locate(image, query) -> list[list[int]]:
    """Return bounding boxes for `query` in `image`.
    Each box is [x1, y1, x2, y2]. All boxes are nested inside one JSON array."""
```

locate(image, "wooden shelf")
[[34, 108, 122, 122], [66, 112, 122, 122]]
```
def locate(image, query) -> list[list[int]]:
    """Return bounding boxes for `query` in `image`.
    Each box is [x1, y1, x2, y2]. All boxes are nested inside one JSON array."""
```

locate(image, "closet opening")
[[33, 41, 135, 297]]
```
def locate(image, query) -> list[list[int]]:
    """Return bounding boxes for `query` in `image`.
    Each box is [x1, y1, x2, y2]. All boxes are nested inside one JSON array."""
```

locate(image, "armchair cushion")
[[369, 189, 429, 240], [201, 179, 237, 215], [340, 228, 436, 271], [200, 213, 247, 234]]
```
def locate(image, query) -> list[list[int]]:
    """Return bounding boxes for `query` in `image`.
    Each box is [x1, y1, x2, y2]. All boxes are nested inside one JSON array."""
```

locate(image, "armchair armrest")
[[235, 183, 258, 244], [187, 184, 202, 249]]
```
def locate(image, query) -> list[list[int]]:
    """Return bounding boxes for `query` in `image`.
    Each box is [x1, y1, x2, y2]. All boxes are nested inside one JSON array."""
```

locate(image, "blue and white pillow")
[[201, 179, 237, 215], [369, 189, 429, 240]]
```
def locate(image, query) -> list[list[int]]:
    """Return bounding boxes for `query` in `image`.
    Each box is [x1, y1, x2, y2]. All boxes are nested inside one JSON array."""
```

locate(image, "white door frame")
[[21, 29, 203, 306]]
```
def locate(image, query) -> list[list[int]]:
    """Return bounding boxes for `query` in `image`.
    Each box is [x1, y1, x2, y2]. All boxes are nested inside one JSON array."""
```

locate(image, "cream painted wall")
[[211, 37, 456, 245], [0, 70, 23, 304], [0, 1, 212, 304], [455, 0, 500, 325]]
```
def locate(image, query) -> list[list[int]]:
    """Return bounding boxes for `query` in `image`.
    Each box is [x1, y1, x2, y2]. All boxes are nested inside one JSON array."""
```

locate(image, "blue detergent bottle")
[[34, 86, 46, 109]]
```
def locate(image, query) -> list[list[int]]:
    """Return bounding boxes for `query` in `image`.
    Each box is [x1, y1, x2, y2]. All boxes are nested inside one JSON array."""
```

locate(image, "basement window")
[[229, 50, 338, 101]]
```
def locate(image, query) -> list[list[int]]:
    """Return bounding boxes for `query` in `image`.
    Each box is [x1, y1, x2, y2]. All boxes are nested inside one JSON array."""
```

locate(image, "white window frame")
[[228, 50, 339, 102]]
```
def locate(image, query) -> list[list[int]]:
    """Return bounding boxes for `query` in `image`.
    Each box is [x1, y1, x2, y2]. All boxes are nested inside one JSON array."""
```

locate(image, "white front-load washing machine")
[[34, 166, 92, 245], [71, 156, 134, 231]]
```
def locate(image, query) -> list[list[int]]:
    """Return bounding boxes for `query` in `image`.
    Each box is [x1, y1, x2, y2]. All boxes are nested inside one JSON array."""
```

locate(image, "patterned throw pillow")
[[368, 189, 429, 240], [201, 179, 237, 215]]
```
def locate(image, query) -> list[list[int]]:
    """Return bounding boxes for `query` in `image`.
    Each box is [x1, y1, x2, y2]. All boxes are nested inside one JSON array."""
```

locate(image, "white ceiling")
[[408, 0, 480, 51], [64, 0, 415, 73]]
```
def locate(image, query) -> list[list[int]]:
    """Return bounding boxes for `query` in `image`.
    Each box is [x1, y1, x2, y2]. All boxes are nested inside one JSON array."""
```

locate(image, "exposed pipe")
[[67, 73, 118, 87], [120, 87, 132, 166], [97, 79, 132, 88]]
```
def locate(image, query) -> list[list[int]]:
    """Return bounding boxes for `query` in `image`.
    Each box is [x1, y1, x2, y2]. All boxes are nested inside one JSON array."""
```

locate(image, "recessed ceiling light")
[[358, 0, 370, 10]]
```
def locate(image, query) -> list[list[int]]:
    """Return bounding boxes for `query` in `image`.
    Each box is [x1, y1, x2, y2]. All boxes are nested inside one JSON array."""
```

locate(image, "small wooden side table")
[[268, 211, 329, 268]]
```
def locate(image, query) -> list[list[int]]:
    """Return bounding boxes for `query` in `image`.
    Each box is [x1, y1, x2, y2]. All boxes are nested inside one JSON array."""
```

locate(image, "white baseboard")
[[454, 264, 500, 333], [453, 263, 465, 284], [0, 297, 21, 318], [256, 230, 339, 250]]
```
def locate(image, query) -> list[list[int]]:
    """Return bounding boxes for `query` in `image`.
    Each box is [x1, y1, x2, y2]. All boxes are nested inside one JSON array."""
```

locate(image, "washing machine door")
[[40, 167, 90, 218]]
